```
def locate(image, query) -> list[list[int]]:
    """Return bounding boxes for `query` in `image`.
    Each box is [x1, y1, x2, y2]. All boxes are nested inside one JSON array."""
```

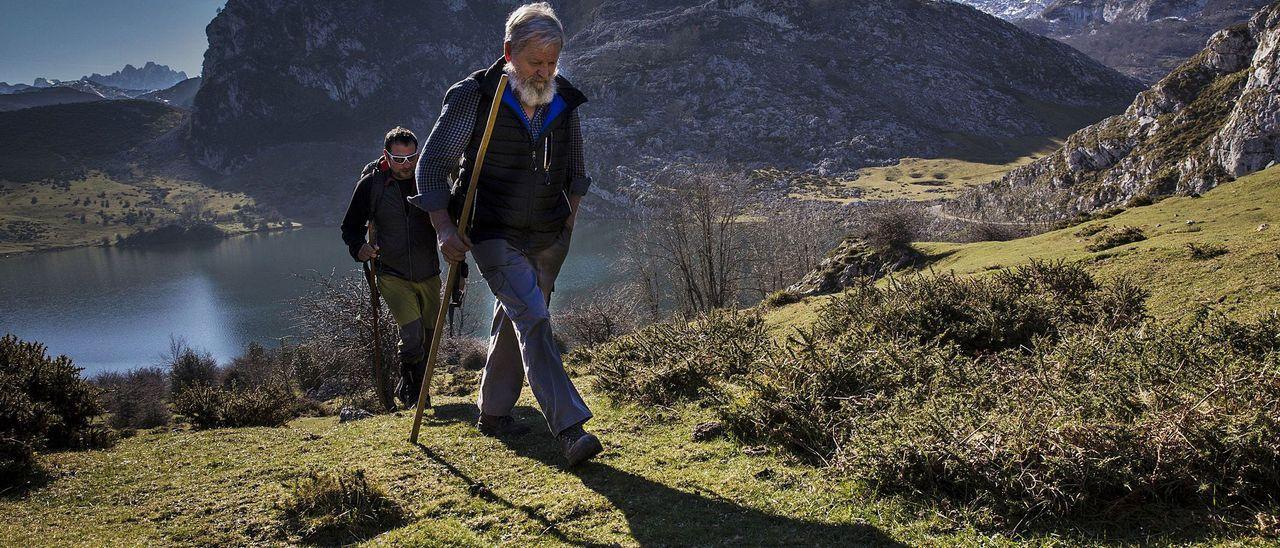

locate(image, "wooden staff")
[[362, 223, 394, 412], [409, 74, 508, 443]]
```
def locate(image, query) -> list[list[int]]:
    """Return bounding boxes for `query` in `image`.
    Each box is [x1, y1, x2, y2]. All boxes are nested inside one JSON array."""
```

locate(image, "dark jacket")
[[341, 158, 440, 282], [453, 58, 587, 250]]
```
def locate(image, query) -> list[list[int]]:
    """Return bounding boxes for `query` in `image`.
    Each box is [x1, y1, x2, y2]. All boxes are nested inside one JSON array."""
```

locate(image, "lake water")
[[0, 218, 630, 375]]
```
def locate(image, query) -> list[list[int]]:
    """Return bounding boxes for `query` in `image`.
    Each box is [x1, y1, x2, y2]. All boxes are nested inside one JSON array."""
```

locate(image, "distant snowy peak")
[[950, 0, 1052, 20]]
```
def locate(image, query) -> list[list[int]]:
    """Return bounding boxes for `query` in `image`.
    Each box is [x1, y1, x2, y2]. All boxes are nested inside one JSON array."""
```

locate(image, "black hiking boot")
[[477, 414, 531, 437], [396, 375, 413, 409], [397, 361, 427, 409], [557, 422, 603, 467]]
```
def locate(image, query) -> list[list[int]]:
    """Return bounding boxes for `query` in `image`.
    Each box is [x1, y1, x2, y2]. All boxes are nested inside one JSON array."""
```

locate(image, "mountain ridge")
[[955, 0, 1274, 82], [947, 0, 1280, 222], [187, 0, 1142, 219], [84, 61, 187, 92]]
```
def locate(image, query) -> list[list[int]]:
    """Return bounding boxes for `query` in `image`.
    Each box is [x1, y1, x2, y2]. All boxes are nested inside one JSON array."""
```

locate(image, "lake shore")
[[0, 174, 286, 258], [0, 221, 301, 259], [0, 219, 628, 375]]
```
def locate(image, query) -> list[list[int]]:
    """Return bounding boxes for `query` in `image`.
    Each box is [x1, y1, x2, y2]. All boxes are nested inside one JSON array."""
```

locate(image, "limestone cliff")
[[188, 0, 1141, 214], [947, 1, 1280, 222]]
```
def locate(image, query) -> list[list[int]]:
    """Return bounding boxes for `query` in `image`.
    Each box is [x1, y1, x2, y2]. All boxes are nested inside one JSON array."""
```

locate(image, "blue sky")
[[0, 0, 226, 85]]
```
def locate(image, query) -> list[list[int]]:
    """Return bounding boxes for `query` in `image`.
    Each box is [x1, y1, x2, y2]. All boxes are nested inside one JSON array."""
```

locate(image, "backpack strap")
[[362, 158, 392, 221]]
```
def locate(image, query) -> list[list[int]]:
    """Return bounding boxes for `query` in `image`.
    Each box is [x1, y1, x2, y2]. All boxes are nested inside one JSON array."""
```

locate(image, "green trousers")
[[376, 273, 441, 365]]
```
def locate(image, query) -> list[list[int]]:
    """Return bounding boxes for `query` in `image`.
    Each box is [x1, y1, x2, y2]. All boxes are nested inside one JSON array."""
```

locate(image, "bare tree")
[[622, 164, 851, 318], [627, 165, 754, 317], [289, 269, 396, 399], [179, 194, 210, 224], [737, 199, 849, 298], [555, 283, 645, 349]]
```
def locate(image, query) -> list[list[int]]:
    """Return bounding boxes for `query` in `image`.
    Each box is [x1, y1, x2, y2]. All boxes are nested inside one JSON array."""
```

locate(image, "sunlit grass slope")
[[767, 166, 1280, 333]]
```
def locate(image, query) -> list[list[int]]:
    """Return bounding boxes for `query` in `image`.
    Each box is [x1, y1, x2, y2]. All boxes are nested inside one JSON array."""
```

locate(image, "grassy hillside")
[[766, 166, 1280, 333], [0, 173, 285, 255], [0, 100, 184, 182], [783, 140, 1061, 204], [0, 390, 957, 546], [3, 173, 1277, 545], [918, 166, 1280, 320], [0, 100, 294, 255], [6, 383, 1269, 546]]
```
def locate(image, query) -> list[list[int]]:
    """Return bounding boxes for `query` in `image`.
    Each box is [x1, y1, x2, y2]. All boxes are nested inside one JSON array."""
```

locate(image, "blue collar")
[[502, 86, 568, 138]]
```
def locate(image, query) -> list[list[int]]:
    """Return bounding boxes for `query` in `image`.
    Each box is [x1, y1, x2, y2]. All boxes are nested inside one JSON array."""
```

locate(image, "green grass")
[[765, 166, 1280, 332], [0, 389, 953, 546], [782, 142, 1059, 204], [916, 166, 1280, 320], [7, 384, 1269, 545], [0, 173, 284, 255]]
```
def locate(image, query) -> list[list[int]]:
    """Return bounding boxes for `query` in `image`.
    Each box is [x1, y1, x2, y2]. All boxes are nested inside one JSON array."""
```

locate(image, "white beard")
[[504, 62, 557, 107]]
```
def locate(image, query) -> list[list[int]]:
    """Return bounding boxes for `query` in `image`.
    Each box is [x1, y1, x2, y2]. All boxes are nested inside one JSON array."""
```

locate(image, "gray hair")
[[505, 2, 565, 54]]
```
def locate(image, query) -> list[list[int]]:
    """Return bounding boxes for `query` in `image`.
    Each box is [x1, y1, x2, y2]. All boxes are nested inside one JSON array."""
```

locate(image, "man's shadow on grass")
[[420, 403, 904, 547]]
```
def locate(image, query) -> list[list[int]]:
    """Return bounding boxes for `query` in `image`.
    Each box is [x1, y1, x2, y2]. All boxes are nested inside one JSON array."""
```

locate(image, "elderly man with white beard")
[[409, 2, 602, 466]]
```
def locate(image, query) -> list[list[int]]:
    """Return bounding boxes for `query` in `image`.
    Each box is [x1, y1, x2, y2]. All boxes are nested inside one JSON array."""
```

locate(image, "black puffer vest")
[[454, 57, 587, 250], [362, 160, 440, 282]]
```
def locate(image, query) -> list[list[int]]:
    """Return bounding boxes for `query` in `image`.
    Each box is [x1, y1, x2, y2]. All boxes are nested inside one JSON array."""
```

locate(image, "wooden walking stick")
[[410, 74, 508, 443], [363, 224, 395, 412]]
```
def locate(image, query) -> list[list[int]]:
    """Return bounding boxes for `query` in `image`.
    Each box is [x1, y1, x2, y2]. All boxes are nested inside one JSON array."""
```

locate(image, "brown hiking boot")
[[477, 414, 531, 437], [557, 423, 603, 467]]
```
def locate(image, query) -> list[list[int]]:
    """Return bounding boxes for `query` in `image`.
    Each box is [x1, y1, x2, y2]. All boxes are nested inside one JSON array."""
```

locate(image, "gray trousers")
[[470, 227, 592, 436]]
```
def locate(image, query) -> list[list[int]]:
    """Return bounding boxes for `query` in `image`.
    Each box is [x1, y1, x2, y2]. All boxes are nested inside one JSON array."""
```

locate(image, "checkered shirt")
[[411, 77, 591, 213]]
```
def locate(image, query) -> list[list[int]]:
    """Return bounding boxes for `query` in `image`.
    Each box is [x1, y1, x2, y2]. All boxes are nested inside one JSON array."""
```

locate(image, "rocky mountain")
[[85, 62, 188, 92], [0, 82, 34, 95], [956, 0, 1274, 82], [952, 0, 1052, 19], [0, 73, 148, 110], [189, 0, 1140, 217], [2, 62, 185, 98], [57, 80, 142, 100], [946, 1, 1280, 223], [139, 77, 201, 109], [1038, 0, 1234, 31], [568, 0, 1144, 185]]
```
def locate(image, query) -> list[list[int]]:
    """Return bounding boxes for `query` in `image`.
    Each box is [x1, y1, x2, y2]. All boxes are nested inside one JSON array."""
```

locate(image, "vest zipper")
[[526, 140, 537, 237], [544, 133, 552, 186], [404, 195, 413, 280]]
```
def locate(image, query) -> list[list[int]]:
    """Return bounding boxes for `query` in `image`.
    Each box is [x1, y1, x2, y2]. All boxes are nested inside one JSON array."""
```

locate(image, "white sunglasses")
[[386, 150, 420, 164]]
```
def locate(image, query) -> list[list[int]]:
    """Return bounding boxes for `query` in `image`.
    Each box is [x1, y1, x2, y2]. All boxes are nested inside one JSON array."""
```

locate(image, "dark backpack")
[[361, 158, 390, 222]]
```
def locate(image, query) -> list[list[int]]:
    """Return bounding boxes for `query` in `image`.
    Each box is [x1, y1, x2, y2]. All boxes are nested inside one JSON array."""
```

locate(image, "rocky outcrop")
[[1040, 0, 1213, 30], [946, 1, 1280, 222], [1212, 4, 1280, 175], [787, 238, 921, 297], [188, 0, 1141, 213], [953, 0, 1053, 20], [957, 0, 1272, 82]]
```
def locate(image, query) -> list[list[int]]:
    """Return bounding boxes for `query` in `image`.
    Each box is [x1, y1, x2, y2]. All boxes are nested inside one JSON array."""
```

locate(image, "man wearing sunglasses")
[[341, 126, 440, 408]]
